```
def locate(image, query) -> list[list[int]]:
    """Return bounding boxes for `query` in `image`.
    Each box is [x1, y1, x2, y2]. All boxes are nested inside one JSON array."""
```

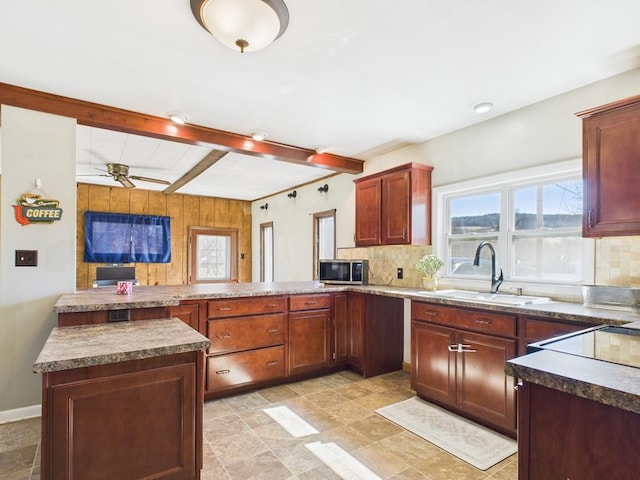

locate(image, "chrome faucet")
[[473, 241, 503, 293]]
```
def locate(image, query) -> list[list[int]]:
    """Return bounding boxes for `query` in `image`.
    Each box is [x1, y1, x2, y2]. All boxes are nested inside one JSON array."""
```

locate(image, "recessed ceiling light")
[[251, 131, 267, 141], [313, 145, 329, 154], [168, 112, 189, 124], [473, 102, 494, 114]]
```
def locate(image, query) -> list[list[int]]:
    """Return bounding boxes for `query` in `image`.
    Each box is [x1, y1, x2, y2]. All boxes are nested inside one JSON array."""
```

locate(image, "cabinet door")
[[354, 177, 382, 246], [456, 330, 517, 432], [381, 169, 411, 244], [168, 302, 200, 331], [288, 309, 331, 375], [333, 293, 364, 367], [411, 320, 457, 408], [582, 98, 640, 237], [519, 317, 596, 356]]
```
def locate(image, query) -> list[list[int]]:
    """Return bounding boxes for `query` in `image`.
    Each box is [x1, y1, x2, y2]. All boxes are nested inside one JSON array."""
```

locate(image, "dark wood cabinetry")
[[517, 382, 640, 479], [333, 292, 364, 368], [168, 301, 201, 330], [411, 301, 517, 435], [354, 163, 433, 246], [518, 316, 597, 356], [204, 296, 286, 395], [41, 351, 203, 480], [577, 94, 640, 237], [288, 294, 332, 375]]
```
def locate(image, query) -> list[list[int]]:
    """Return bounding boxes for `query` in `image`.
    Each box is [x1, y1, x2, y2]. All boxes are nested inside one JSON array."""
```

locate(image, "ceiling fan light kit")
[[190, 0, 289, 53]]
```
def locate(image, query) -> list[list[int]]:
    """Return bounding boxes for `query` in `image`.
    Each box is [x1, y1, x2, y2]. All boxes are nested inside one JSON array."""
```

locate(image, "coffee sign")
[[13, 193, 63, 226]]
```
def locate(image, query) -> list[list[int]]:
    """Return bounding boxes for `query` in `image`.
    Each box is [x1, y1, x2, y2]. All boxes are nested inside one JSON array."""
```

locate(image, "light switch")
[[15, 250, 38, 267]]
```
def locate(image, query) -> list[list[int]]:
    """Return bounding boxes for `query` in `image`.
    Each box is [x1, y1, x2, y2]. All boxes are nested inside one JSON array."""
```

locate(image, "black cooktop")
[[528, 325, 640, 368]]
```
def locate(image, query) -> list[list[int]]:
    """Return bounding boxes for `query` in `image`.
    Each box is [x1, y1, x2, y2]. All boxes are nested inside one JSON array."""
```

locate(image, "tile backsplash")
[[337, 245, 433, 288], [595, 236, 640, 286]]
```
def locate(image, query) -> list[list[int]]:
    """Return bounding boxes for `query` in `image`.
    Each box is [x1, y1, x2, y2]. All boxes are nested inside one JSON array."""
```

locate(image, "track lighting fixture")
[[287, 190, 297, 198], [318, 184, 329, 193], [260, 203, 268, 210]]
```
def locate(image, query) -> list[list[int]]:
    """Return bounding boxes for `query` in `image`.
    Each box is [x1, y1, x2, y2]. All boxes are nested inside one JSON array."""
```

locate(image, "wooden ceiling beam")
[[0, 82, 363, 174], [163, 150, 228, 194]]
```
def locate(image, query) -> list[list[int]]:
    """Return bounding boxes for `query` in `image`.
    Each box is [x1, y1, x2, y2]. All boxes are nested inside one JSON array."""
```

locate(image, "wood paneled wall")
[[76, 183, 252, 289]]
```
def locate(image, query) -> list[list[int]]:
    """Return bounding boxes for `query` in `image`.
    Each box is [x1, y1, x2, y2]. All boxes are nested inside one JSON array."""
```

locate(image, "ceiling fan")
[[96, 163, 171, 189]]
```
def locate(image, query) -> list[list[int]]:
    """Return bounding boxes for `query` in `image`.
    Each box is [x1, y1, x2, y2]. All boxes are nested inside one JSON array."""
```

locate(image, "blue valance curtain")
[[84, 211, 171, 263]]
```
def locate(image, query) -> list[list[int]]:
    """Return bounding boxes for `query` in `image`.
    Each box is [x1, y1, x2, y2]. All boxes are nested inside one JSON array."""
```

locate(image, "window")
[[260, 222, 274, 282], [188, 227, 237, 284], [313, 210, 336, 280], [435, 160, 593, 286]]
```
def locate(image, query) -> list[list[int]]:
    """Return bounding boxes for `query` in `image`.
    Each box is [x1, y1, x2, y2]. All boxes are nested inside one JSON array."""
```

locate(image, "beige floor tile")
[[316, 423, 374, 453], [376, 431, 442, 466], [258, 384, 300, 404], [203, 398, 236, 419], [207, 430, 270, 467], [305, 388, 350, 408], [334, 382, 380, 400], [413, 452, 488, 480], [224, 391, 271, 412], [224, 451, 293, 480], [351, 442, 412, 479], [322, 399, 374, 424], [0, 418, 40, 453], [389, 467, 431, 479], [349, 414, 404, 442], [295, 463, 342, 480], [203, 413, 250, 440]]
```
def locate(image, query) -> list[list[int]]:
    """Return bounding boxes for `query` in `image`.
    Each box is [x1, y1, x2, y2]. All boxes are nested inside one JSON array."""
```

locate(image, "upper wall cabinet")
[[577, 95, 640, 237], [354, 163, 433, 246]]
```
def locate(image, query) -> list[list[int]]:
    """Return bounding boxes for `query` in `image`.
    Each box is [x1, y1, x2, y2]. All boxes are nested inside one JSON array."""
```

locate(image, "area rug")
[[375, 397, 516, 470]]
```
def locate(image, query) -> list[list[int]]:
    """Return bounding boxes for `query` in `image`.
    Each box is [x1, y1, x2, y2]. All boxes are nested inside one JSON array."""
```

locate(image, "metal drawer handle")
[[266, 328, 280, 334], [447, 343, 477, 353], [215, 369, 230, 375], [267, 304, 280, 308], [588, 209, 594, 228], [266, 360, 280, 367], [217, 306, 232, 311], [475, 318, 492, 325], [423, 311, 438, 316], [304, 301, 317, 305], [215, 333, 231, 339]]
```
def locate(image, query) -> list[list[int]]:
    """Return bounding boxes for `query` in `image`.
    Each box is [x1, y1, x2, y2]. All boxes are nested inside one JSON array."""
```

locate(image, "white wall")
[[251, 173, 356, 281], [0, 106, 77, 418]]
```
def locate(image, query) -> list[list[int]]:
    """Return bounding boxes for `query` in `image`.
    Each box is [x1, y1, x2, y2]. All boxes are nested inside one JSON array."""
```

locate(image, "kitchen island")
[[505, 322, 640, 480], [34, 318, 210, 480]]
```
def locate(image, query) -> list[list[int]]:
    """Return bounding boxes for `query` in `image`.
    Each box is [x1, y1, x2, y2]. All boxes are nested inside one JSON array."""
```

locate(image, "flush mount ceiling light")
[[190, 0, 289, 53], [251, 131, 267, 141], [473, 101, 494, 114], [168, 112, 189, 124], [313, 145, 329, 154]]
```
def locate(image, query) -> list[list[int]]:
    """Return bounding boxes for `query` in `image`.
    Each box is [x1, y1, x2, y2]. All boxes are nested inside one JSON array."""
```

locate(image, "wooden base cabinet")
[[517, 382, 640, 479], [41, 352, 203, 480], [333, 292, 364, 368], [411, 301, 517, 435], [204, 296, 286, 396], [288, 294, 332, 375]]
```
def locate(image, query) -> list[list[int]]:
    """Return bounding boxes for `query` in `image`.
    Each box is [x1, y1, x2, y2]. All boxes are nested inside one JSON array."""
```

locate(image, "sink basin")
[[416, 289, 551, 306]]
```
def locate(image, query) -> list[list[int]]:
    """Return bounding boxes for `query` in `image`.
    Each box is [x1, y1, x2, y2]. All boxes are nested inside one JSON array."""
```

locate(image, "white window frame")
[[432, 159, 594, 298]]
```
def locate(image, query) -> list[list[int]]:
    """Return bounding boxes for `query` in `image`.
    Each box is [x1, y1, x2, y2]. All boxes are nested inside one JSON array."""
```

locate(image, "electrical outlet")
[[397, 267, 403, 279]]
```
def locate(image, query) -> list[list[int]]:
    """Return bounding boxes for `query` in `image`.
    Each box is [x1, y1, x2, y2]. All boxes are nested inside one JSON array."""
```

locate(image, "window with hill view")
[[444, 171, 590, 284]]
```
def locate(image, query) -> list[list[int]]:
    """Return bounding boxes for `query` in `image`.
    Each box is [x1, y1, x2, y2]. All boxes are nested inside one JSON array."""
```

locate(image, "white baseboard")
[[0, 404, 41, 424]]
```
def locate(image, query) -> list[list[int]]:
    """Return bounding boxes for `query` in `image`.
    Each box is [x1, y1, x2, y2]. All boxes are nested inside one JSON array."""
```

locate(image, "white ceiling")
[[2, 0, 640, 200]]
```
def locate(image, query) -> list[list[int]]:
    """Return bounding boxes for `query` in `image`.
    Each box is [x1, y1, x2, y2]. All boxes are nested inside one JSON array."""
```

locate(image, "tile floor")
[[1, 370, 517, 480]]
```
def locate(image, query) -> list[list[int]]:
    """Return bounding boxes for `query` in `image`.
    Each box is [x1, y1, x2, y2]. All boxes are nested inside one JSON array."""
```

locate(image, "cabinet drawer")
[[412, 302, 516, 337], [207, 314, 285, 354], [524, 318, 586, 342], [289, 294, 331, 311], [208, 296, 285, 318], [206, 346, 284, 391]]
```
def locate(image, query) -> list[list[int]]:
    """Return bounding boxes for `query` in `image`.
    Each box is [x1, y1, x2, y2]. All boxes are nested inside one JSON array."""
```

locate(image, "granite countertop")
[[53, 281, 640, 327], [33, 318, 210, 373], [505, 347, 640, 415]]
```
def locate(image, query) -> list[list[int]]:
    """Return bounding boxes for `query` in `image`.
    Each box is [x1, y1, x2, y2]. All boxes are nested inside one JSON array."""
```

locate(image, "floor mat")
[[376, 397, 516, 470]]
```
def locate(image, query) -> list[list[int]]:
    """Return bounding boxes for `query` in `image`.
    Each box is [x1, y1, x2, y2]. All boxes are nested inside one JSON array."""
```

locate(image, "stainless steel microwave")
[[319, 260, 368, 285]]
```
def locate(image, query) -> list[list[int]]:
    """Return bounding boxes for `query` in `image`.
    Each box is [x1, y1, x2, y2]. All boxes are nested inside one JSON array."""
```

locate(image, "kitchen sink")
[[416, 289, 551, 306]]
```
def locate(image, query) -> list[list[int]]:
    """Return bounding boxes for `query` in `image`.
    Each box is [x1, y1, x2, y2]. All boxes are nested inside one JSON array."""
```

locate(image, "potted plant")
[[416, 254, 445, 290]]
